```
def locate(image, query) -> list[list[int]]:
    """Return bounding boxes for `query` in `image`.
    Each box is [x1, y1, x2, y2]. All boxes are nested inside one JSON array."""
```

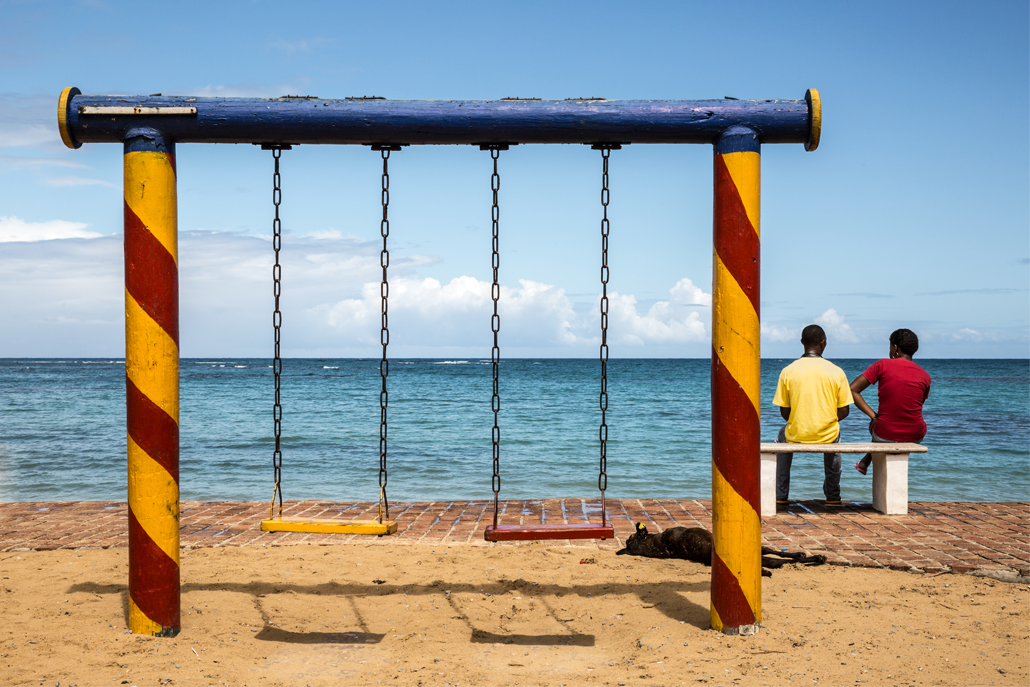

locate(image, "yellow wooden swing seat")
[[260, 517, 397, 535], [260, 485, 397, 535]]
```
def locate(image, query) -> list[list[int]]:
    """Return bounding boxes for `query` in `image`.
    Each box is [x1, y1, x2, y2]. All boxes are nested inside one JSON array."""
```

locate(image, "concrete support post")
[[710, 126, 762, 634], [123, 130, 180, 637]]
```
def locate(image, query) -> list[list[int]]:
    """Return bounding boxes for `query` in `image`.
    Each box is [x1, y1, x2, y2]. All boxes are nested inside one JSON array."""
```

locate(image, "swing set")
[[256, 141, 619, 540], [58, 87, 821, 637]]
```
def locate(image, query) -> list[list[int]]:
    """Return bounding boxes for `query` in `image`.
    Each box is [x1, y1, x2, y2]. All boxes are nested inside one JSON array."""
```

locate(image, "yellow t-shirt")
[[773, 357, 854, 444]]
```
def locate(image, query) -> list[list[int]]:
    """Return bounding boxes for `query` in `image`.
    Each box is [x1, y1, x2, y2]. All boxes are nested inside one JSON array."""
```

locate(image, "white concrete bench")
[[760, 442, 929, 516]]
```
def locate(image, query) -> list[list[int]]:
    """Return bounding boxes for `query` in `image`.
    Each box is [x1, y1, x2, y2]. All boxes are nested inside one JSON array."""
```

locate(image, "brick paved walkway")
[[1, 500, 1027, 577]]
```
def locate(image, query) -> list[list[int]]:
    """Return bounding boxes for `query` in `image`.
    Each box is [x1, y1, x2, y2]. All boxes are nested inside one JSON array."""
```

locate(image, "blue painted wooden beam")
[[59, 89, 820, 150]]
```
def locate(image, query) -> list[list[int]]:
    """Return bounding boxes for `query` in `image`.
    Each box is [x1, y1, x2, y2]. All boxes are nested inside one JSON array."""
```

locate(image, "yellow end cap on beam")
[[58, 87, 81, 150], [805, 88, 821, 152]]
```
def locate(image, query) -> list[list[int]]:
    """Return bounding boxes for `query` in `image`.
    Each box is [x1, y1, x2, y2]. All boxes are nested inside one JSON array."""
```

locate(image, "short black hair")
[[801, 324, 826, 346], [890, 328, 919, 356]]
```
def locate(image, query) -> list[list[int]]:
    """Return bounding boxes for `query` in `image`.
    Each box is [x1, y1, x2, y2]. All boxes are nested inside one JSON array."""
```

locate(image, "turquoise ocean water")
[[0, 358, 1027, 504]]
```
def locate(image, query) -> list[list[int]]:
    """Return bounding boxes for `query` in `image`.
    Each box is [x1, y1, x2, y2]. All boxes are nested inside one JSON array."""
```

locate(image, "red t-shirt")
[[861, 358, 931, 442]]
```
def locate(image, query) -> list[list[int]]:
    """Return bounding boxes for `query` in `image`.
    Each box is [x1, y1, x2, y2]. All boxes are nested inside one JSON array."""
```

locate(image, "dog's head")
[[615, 522, 651, 555]]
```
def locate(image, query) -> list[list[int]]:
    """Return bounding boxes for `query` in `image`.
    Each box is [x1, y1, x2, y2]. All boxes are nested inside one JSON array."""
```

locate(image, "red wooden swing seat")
[[481, 147, 618, 546], [484, 522, 614, 542]]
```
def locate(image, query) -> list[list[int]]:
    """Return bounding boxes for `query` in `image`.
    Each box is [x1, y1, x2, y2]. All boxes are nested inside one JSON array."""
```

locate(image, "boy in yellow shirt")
[[772, 324, 854, 506]]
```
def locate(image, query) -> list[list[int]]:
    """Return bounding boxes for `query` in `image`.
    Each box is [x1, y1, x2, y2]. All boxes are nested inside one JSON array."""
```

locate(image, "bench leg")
[[760, 452, 777, 516], [871, 452, 909, 515]]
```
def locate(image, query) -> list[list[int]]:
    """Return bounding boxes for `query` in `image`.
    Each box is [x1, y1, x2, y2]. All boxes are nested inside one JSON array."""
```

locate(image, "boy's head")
[[801, 324, 826, 347]]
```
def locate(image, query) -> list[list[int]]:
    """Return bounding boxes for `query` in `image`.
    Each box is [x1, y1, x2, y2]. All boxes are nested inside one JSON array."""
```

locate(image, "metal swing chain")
[[378, 148, 392, 524], [489, 147, 502, 528], [271, 146, 284, 520], [598, 146, 613, 526]]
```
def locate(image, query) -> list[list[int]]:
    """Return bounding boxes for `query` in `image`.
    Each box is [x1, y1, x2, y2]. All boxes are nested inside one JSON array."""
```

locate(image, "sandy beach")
[[2, 541, 1027, 687]]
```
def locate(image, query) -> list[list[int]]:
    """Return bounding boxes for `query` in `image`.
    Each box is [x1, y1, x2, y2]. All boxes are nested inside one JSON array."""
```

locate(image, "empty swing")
[[260, 145, 401, 535], [483, 144, 618, 542]]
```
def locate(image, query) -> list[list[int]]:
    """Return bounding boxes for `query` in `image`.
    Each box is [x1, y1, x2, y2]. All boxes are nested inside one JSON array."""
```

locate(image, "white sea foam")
[[436, 360, 469, 365], [323, 366, 339, 369]]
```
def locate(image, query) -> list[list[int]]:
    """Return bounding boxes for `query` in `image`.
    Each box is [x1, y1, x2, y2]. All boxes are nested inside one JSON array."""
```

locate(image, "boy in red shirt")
[[849, 328, 931, 474]]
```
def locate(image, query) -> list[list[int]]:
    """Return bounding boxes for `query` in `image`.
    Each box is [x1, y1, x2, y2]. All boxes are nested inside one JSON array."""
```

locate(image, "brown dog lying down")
[[615, 523, 827, 577]]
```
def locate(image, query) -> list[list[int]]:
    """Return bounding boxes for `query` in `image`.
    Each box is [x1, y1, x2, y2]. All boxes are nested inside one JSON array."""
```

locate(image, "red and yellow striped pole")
[[711, 127, 762, 634], [123, 131, 180, 637]]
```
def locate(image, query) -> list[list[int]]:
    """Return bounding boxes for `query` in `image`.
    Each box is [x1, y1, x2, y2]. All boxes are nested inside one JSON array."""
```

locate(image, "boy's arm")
[[773, 370, 790, 422], [836, 368, 855, 421]]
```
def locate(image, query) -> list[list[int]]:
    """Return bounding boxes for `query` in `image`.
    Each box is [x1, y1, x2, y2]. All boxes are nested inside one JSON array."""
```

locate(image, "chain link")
[[270, 146, 284, 520], [378, 148, 392, 523], [487, 147, 503, 527], [598, 146, 613, 525]]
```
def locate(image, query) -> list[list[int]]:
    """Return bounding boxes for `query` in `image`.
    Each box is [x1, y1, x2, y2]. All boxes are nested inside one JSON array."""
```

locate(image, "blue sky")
[[1, 0, 1027, 358]]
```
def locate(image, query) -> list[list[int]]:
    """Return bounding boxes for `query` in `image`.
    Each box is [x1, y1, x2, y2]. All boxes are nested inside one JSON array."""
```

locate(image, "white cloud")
[[313, 275, 711, 351], [0, 234, 124, 356], [44, 176, 115, 188], [3, 226, 1025, 358], [306, 229, 344, 240], [814, 308, 859, 343], [316, 276, 575, 349], [0, 216, 103, 242], [762, 308, 860, 349], [668, 277, 711, 307], [0, 94, 60, 149], [761, 322, 797, 342], [953, 327, 983, 342], [270, 37, 336, 53], [0, 155, 89, 169], [608, 278, 710, 346], [180, 83, 309, 98]]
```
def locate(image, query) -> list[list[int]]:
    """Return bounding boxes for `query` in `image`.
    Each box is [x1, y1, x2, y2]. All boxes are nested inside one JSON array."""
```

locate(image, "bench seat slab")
[[759, 442, 926, 454]]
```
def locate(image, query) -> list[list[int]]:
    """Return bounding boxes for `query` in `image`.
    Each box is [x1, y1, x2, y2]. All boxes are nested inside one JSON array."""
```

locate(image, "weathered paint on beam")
[[80, 106, 198, 116], [59, 88, 820, 148]]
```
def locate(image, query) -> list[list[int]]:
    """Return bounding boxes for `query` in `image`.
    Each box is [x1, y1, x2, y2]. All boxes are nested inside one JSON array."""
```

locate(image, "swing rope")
[[598, 145, 613, 527], [483, 144, 617, 541], [488, 146, 503, 529], [269, 145, 286, 521], [259, 143, 398, 535], [377, 147, 392, 525]]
